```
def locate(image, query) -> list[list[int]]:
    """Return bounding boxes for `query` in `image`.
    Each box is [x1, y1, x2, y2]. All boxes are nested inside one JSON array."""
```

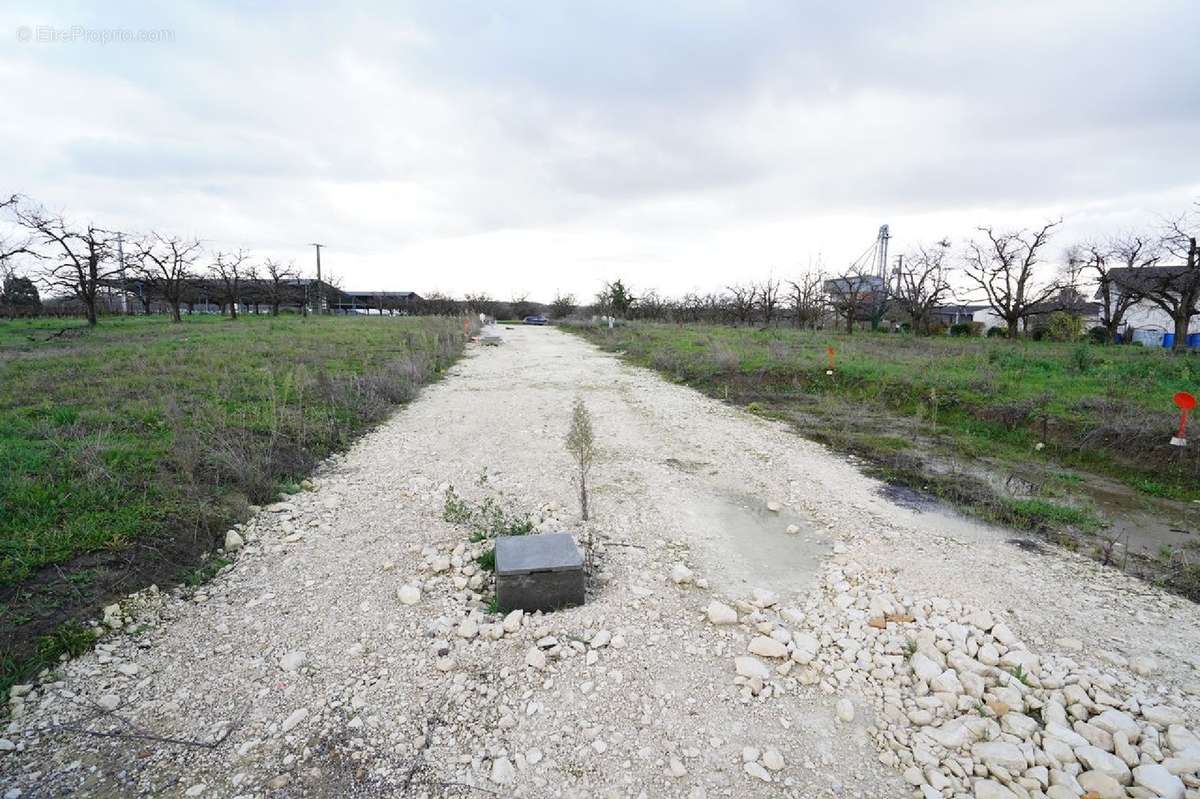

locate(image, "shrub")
[[1042, 311, 1083, 342], [707, 341, 740, 371], [1088, 326, 1110, 344], [986, 326, 1007, 338], [949, 322, 973, 337], [1071, 344, 1096, 373]]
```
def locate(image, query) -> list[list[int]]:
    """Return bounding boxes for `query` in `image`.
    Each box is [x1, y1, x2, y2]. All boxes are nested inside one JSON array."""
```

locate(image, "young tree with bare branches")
[[15, 202, 121, 326], [725, 283, 756, 325], [261, 258, 299, 316], [1147, 211, 1199, 352], [210, 248, 251, 319], [787, 273, 825, 329], [1077, 233, 1158, 343], [133, 233, 203, 322], [756, 277, 782, 327], [893, 241, 953, 335], [963, 221, 1061, 338]]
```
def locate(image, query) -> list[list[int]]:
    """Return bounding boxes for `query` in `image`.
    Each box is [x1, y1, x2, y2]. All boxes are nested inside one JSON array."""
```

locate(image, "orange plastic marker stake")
[[826, 346, 835, 375], [1172, 391, 1196, 446]]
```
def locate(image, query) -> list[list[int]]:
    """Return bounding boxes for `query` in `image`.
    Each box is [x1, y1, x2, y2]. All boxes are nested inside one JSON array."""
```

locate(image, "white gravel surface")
[[3, 326, 1198, 798]]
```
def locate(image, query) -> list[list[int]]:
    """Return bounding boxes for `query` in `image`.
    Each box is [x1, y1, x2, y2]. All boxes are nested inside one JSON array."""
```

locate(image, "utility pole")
[[116, 232, 129, 315], [309, 242, 324, 314]]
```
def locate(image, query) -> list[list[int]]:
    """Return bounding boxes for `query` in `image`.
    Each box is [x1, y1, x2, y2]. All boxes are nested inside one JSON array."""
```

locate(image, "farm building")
[[1100, 265, 1200, 346]]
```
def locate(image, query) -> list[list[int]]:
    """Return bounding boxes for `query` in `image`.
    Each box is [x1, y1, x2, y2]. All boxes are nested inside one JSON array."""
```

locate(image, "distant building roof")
[[823, 275, 885, 295], [341, 290, 421, 299], [1104, 265, 1194, 296], [931, 304, 988, 316]]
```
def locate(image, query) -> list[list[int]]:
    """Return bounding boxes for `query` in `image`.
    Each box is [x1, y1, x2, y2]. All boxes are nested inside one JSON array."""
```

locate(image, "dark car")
[[523, 315, 548, 325]]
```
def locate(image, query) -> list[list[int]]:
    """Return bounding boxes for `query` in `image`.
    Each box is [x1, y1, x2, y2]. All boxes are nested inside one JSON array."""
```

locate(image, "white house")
[[1101, 265, 1200, 346]]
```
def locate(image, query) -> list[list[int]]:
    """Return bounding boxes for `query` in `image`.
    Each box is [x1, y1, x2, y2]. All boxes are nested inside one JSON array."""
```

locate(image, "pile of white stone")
[[704, 561, 1199, 799]]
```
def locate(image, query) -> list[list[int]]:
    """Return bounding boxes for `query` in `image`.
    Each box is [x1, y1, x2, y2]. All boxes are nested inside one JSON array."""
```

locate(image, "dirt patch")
[[0, 512, 222, 675]]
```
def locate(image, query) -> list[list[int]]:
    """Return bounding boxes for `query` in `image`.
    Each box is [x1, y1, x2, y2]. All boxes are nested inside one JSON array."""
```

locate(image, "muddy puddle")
[[680, 494, 831, 596]]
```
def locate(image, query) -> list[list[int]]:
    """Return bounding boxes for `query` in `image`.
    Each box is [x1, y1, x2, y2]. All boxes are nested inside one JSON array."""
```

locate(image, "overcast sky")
[[3, 1, 1198, 300]]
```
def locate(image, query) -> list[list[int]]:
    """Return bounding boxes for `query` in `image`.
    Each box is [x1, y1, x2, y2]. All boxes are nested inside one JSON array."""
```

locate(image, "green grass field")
[[568, 322, 1200, 509], [1, 313, 465, 692]]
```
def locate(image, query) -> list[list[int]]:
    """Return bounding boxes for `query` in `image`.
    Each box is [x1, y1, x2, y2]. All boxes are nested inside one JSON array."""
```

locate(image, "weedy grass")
[[0, 313, 465, 698], [567, 322, 1200, 503]]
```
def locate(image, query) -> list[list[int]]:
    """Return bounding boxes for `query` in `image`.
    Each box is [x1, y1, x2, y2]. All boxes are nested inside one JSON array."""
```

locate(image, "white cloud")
[[2, 1, 1198, 300]]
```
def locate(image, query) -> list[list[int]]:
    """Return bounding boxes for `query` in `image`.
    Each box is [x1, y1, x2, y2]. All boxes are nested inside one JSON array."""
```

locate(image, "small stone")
[[1077, 770, 1126, 799], [706, 601, 738, 626], [397, 585, 421, 605], [525, 647, 547, 670], [743, 761, 771, 781], [457, 618, 478, 639], [734, 656, 771, 680], [762, 748, 784, 771], [973, 780, 1018, 799], [1131, 763, 1185, 799], [1130, 655, 1159, 676], [766, 501, 782, 513], [785, 524, 800, 534], [224, 530, 244, 552], [748, 636, 788, 658], [490, 757, 516, 785], [668, 757, 687, 777], [97, 694, 120, 712], [835, 698, 855, 723], [502, 609, 524, 632], [281, 708, 308, 733], [116, 663, 139, 677], [670, 563, 694, 585], [1076, 746, 1132, 785], [279, 651, 306, 671], [184, 785, 206, 797], [430, 556, 451, 573]]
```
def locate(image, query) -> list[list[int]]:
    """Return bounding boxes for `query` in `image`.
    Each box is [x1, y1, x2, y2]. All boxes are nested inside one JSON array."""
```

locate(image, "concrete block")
[[496, 532, 585, 613]]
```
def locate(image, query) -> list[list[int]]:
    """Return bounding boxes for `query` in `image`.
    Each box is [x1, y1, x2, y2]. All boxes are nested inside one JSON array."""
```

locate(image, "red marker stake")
[[1172, 391, 1196, 447], [826, 346, 835, 376]]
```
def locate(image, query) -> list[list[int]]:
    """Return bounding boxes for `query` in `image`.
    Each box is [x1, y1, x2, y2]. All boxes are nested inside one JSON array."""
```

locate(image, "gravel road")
[[3, 326, 1198, 799]]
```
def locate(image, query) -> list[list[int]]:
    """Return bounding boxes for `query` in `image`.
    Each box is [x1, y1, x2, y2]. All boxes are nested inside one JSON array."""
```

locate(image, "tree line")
[[3, 192, 1196, 348], [0, 194, 354, 324], [587, 206, 1199, 350]]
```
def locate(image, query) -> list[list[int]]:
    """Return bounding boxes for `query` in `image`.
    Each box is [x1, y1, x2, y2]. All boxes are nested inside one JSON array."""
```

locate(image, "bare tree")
[[963, 221, 1061, 337], [826, 267, 885, 334], [756, 277, 782, 327], [16, 203, 121, 326], [209, 248, 251, 320], [787, 272, 825, 329], [549, 291, 575, 319], [634, 289, 666, 321], [133, 233, 203, 322], [1, 195, 38, 266], [261, 258, 299, 316], [1078, 234, 1158, 343], [725, 283, 757, 325], [1147, 210, 1199, 352], [893, 241, 953, 334]]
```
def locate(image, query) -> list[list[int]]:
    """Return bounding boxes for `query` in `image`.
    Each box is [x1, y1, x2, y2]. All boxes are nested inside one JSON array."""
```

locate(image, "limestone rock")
[[706, 601, 738, 626], [748, 636, 788, 659]]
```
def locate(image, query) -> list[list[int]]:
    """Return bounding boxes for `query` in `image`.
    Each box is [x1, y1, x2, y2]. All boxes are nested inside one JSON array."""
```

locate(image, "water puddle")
[[680, 494, 831, 596]]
